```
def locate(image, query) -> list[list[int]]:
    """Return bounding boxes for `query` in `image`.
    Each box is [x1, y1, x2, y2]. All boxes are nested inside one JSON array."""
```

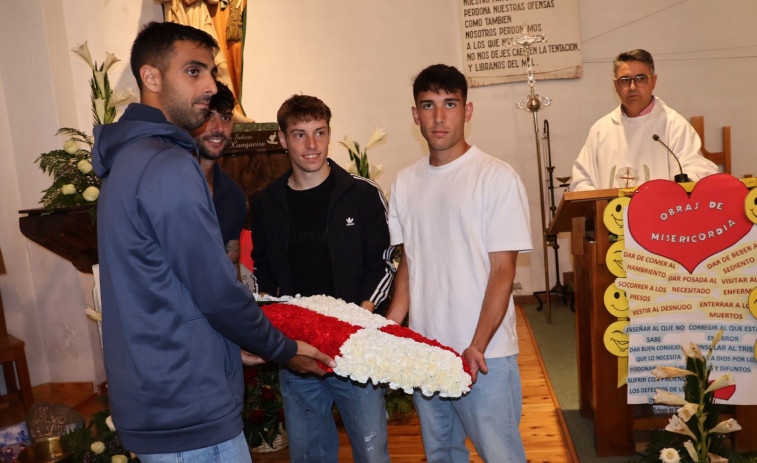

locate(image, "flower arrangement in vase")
[[35, 41, 134, 213], [640, 329, 755, 463], [339, 127, 386, 180], [59, 395, 139, 463]]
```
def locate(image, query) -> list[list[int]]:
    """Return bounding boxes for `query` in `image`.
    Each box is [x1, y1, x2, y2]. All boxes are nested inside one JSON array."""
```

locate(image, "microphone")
[[652, 134, 690, 183]]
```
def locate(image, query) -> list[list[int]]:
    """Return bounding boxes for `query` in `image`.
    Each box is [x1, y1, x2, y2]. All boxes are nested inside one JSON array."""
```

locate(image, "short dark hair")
[[613, 49, 655, 76], [412, 64, 468, 103], [276, 94, 332, 133], [210, 81, 235, 114], [131, 21, 218, 90]]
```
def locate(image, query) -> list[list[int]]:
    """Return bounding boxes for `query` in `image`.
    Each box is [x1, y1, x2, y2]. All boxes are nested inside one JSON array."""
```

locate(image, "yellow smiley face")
[[603, 320, 630, 357], [603, 197, 631, 236], [606, 241, 626, 278], [749, 287, 757, 320], [604, 282, 629, 317], [745, 188, 757, 224]]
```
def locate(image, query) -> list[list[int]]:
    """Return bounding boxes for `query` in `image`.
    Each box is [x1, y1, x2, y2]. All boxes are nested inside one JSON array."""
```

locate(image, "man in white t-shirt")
[[571, 49, 717, 191], [386, 64, 532, 463]]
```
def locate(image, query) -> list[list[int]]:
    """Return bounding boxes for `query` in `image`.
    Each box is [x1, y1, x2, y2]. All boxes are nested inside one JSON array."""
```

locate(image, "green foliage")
[[242, 363, 285, 449], [34, 41, 132, 215], [59, 395, 139, 463], [338, 128, 386, 180], [347, 141, 372, 179], [682, 355, 721, 448], [90, 63, 116, 126], [384, 388, 414, 417], [637, 430, 690, 463], [34, 127, 100, 211], [636, 332, 747, 463]]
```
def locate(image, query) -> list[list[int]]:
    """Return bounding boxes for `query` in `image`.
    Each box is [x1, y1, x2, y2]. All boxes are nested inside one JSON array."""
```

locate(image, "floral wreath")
[[260, 295, 472, 398]]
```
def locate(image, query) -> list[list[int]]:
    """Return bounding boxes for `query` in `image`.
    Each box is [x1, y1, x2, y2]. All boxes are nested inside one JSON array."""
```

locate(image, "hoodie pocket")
[[223, 336, 244, 406]]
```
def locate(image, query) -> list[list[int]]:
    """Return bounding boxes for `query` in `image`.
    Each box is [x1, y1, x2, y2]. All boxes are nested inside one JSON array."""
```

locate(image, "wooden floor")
[[3, 305, 577, 462]]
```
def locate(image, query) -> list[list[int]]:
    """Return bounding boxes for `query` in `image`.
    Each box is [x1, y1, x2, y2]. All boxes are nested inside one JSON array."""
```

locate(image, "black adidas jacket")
[[251, 160, 395, 310]]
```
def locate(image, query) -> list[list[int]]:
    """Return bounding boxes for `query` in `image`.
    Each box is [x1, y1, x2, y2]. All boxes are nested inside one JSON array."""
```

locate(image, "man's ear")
[[278, 130, 287, 150], [411, 106, 420, 126], [140, 64, 161, 94], [464, 101, 473, 122]]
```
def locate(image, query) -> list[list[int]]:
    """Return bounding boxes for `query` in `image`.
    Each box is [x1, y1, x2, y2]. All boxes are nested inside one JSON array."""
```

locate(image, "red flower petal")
[[262, 303, 361, 371]]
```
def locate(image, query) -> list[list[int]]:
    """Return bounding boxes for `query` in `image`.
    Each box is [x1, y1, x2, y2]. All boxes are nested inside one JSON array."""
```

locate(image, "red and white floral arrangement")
[[259, 295, 472, 398]]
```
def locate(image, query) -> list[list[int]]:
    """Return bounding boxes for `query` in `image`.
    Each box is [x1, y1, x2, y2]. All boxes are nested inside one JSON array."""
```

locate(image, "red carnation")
[[244, 368, 258, 383], [248, 409, 265, 424], [277, 408, 285, 423], [260, 387, 276, 402]]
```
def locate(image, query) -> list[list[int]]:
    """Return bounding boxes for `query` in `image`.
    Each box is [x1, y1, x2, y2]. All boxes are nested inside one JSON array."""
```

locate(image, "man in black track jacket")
[[250, 94, 394, 463]]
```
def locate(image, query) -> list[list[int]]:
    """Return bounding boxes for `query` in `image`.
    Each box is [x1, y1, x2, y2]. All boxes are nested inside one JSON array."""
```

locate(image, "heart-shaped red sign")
[[628, 174, 751, 273], [709, 381, 736, 401]]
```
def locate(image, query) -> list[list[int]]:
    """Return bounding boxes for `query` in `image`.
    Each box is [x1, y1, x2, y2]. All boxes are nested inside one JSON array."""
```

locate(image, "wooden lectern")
[[549, 188, 634, 456], [550, 188, 757, 456]]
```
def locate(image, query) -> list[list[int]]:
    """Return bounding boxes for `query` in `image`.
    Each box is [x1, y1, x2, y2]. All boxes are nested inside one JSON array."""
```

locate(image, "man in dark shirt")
[[192, 81, 247, 264], [250, 94, 394, 463]]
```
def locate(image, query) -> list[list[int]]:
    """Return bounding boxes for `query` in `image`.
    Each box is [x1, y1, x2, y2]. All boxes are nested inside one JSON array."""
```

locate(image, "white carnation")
[[334, 329, 471, 398], [290, 295, 393, 329]]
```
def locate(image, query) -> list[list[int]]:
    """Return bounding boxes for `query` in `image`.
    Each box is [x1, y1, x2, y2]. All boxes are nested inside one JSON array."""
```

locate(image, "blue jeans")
[[279, 369, 389, 463], [136, 431, 251, 463], [412, 355, 526, 463]]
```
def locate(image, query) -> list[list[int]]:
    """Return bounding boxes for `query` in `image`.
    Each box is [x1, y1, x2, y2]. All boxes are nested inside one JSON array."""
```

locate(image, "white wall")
[[0, 0, 755, 387]]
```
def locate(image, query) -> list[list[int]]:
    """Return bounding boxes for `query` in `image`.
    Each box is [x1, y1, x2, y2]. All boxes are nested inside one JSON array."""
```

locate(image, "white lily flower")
[[651, 366, 694, 379], [346, 162, 359, 176], [339, 129, 387, 179], [338, 135, 359, 156], [709, 418, 741, 434], [653, 388, 687, 406], [676, 403, 698, 422], [659, 448, 680, 463], [72, 41, 95, 70], [681, 341, 704, 361], [683, 440, 697, 461], [704, 372, 735, 394], [94, 71, 106, 98], [102, 51, 120, 73], [665, 415, 696, 439], [708, 453, 728, 463], [369, 163, 384, 181], [83, 186, 100, 202], [364, 127, 387, 150], [95, 97, 107, 125], [107, 87, 136, 109], [710, 329, 724, 350], [105, 415, 116, 431]]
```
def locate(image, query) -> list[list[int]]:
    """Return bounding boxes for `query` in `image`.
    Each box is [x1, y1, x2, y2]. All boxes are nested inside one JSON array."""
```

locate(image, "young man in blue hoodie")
[[92, 21, 333, 463]]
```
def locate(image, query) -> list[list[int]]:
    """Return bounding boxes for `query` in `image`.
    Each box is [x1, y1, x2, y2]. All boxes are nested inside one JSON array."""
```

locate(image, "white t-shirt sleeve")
[[388, 178, 404, 246], [485, 164, 533, 253]]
